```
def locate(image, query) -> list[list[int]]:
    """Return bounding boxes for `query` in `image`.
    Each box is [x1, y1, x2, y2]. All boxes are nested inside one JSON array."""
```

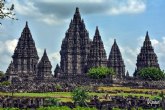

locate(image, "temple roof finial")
[[114, 39, 117, 45], [43, 49, 47, 56], [25, 21, 28, 27], [114, 39, 116, 43], [73, 7, 81, 21], [145, 31, 150, 41], [76, 7, 79, 13], [95, 26, 100, 36]]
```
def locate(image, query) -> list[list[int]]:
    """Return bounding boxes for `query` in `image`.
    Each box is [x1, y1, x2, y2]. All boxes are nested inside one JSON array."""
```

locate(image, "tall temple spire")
[[76, 7, 79, 13], [114, 39, 116, 44], [11, 22, 39, 80], [135, 32, 159, 77], [87, 27, 107, 69], [145, 31, 150, 41], [60, 7, 91, 75], [25, 21, 28, 27], [95, 26, 100, 35], [37, 49, 53, 80], [108, 39, 125, 79], [73, 7, 81, 23]]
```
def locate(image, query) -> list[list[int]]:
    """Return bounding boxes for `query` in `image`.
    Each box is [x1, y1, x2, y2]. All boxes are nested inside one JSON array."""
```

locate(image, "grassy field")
[[0, 86, 162, 102], [0, 92, 107, 102], [98, 86, 165, 93]]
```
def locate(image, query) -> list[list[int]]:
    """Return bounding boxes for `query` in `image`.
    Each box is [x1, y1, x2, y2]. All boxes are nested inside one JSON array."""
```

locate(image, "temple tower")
[[54, 64, 62, 77], [87, 27, 107, 69], [12, 22, 39, 80], [135, 32, 159, 77], [60, 7, 91, 75], [108, 39, 125, 79], [37, 49, 53, 80]]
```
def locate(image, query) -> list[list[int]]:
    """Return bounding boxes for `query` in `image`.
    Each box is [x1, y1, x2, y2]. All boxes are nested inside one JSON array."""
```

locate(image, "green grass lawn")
[[0, 86, 162, 102], [0, 92, 107, 102], [98, 86, 165, 93], [0, 92, 105, 97], [0, 91, 161, 102]]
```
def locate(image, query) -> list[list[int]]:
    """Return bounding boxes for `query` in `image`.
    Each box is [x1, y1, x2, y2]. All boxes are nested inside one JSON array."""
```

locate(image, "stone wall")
[[1, 75, 165, 92], [123, 78, 165, 89], [0, 96, 164, 109]]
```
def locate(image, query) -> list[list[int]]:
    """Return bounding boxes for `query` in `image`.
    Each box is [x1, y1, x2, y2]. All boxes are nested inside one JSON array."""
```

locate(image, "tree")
[[0, 81, 10, 86], [0, 71, 4, 78], [138, 67, 165, 81], [0, 71, 5, 82], [87, 67, 115, 79], [71, 87, 89, 107], [0, 0, 16, 24]]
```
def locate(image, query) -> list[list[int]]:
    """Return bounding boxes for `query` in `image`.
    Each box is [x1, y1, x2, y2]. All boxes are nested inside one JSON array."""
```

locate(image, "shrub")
[[73, 106, 97, 110], [36, 106, 71, 110], [72, 87, 89, 106], [87, 67, 115, 79], [138, 67, 165, 81], [0, 81, 11, 86]]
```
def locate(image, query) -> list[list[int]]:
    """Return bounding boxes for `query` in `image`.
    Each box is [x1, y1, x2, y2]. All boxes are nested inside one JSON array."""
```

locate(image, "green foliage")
[[0, 81, 10, 86], [112, 107, 162, 110], [0, 106, 97, 110], [138, 67, 165, 81], [72, 87, 89, 106], [0, 108, 20, 110], [159, 91, 164, 98], [73, 106, 97, 110], [48, 98, 61, 106], [0, 0, 17, 24], [87, 67, 115, 79], [0, 71, 4, 78], [55, 83, 62, 91], [36, 106, 71, 110]]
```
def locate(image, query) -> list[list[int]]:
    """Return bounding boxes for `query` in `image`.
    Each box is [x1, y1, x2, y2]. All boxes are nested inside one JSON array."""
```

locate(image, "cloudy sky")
[[0, 0, 165, 75]]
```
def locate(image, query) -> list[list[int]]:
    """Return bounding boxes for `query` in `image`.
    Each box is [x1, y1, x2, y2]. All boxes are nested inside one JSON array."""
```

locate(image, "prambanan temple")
[[5, 7, 160, 84]]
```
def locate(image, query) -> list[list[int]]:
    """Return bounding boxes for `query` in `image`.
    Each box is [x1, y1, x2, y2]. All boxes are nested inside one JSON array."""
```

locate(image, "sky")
[[0, 0, 165, 75]]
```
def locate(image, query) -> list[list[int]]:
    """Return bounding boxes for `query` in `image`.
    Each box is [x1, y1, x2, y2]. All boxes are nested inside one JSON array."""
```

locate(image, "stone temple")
[[108, 39, 125, 79], [5, 7, 160, 83], [6, 22, 53, 82], [60, 7, 91, 75], [134, 31, 160, 77], [87, 26, 107, 70]]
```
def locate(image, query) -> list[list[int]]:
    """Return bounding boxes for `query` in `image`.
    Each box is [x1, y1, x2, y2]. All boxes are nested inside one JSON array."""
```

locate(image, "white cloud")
[[120, 45, 138, 75], [11, 0, 64, 25], [49, 51, 61, 72], [0, 39, 18, 72], [0, 39, 18, 54], [5, 39, 18, 54], [39, 0, 104, 3], [37, 14, 64, 25], [49, 52, 60, 62], [151, 39, 159, 47], [108, 0, 146, 15], [14, 0, 38, 16], [8, 0, 146, 26], [150, 37, 165, 71]]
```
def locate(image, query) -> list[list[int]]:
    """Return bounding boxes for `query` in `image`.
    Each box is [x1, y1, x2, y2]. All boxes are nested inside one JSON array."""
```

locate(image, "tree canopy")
[[138, 67, 165, 81], [0, 71, 4, 78], [0, 0, 16, 24], [87, 67, 115, 79], [71, 87, 89, 107]]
